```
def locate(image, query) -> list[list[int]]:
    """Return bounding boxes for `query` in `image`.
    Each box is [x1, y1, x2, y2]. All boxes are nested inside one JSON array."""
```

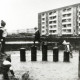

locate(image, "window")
[[49, 21, 52, 24], [42, 18, 45, 20], [63, 14, 66, 17], [49, 30, 53, 33], [42, 30, 45, 33], [53, 25, 56, 28], [67, 13, 71, 17], [62, 24, 66, 28], [53, 16, 56, 19], [49, 12, 52, 15], [53, 21, 56, 23], [53, 30, 56, 33], [49, 17, 53, 19], [42, 26, 45, 28], [42, 22, 45, 24], [67, 24, 71, 27], [53, 11, 56, 13], [63, 9, 66, 12], [67, 8, 71, 11], [62, 19, 66, 22], [67, 18, 71, 22], [50, 26, 52, 28], [62, 29, 66, 32], [79, 12, 80, 15], [42, 13, 45, 16], [79, 17, 80, 21], [67, 29, 71, 32]]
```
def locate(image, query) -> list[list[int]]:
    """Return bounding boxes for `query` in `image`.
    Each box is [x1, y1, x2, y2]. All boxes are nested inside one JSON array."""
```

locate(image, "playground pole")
[[20, 48, 26, 62], [31, 45, 37, 61]]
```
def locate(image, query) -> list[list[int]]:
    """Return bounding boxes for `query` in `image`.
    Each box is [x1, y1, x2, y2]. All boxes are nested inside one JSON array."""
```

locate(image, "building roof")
[[38, 3, 80, 14]]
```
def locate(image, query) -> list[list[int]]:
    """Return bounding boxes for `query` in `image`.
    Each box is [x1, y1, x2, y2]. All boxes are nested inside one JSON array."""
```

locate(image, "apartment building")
[[38, 3, 80, 36]]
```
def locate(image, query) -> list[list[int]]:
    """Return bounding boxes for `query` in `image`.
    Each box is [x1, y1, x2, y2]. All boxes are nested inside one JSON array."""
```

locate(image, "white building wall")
[[48, 10, 58, 35], [77, 5, 80, 34], [41, 13, 47, 36], [38, 3, 80, 36], [61, 7, 73, 35]]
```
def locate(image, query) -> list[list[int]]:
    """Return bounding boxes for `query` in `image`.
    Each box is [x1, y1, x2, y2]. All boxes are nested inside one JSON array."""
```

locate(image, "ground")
[[1, 50, 80, 80]]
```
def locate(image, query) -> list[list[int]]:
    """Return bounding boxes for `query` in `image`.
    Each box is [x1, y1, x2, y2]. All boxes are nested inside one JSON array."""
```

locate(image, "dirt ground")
[[5, 50, 80, 80]]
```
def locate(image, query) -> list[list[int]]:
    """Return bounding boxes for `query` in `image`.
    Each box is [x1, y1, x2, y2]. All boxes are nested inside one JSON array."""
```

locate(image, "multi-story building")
[[38, 3, 80, 36]]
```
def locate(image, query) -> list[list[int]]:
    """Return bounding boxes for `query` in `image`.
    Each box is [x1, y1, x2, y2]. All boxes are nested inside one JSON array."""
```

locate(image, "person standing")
[[62, 40, 73, 58], [66, 43, 73, 58], [0, 20, 7, 53]]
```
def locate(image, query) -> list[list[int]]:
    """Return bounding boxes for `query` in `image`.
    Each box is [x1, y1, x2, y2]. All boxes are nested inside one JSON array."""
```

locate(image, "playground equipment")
[[42, 42, 47, 61], [31, 45, 37, 61], [20, 48, 26, 62], [53, 47, 59, 62], [19, 45, 71, 62], [19, 30, 70, 62], [63, 51, 70, 62]]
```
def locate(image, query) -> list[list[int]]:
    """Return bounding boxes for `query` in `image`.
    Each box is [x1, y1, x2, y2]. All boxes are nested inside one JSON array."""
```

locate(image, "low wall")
[[4, 37, 80, 51]]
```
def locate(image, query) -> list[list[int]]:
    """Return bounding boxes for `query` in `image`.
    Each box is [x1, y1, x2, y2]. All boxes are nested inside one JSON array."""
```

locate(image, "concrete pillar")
[[63, 51, 70, 62], [53, 47, 59, 62], [42, 44, 47, 61], [20, 48, 26, 62], [31, 46, 37, 61]]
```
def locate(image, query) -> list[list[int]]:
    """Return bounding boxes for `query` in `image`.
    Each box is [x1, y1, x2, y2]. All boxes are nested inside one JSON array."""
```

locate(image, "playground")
[[0, 20, 80, 80], [5, 50, 79, 80]]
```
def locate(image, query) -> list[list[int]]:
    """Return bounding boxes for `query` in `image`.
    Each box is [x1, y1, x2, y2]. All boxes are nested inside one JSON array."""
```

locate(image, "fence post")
[[20, 48, 26, 62], [63, 51, 70, 62], [31, 45, 37, 61], [42, 43, 47, 61], [53, 47, 59, 62]]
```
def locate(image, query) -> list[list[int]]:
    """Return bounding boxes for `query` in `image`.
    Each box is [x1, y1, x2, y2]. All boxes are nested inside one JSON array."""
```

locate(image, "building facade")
[[38, 3, 80, 36]]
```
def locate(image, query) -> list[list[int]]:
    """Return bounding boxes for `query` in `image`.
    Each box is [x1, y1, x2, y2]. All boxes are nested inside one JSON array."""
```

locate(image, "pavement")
[[0, 50, 80, 80]]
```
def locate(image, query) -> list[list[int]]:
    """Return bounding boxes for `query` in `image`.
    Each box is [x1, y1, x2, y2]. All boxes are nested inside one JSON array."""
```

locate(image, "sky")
[[0, 0, 80, 33]]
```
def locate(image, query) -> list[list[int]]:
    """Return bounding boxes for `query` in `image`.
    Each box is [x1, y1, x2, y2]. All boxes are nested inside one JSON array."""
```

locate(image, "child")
[[2, 56, 15, 80], [62, 40, 73, 58], [0, 20, 7, 53]]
